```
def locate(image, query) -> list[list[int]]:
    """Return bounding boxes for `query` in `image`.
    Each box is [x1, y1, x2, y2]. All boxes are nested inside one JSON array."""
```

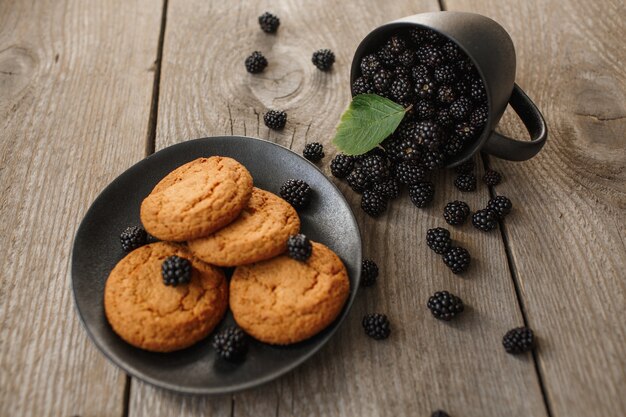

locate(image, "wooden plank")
[[0, 0, 163, 415], [130, 1, 549, 416], [445, 0, 626, 416]]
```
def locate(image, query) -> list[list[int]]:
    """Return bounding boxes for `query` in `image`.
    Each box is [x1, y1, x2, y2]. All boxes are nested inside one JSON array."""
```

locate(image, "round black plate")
[[72, 136, 362, 394]]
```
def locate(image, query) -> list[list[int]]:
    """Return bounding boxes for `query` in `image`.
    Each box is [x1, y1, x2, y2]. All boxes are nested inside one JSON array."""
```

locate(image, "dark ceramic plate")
[[72, 136, 362, 394]]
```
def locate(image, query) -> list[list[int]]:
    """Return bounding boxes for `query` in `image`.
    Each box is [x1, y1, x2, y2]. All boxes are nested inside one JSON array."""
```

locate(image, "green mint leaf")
[[332, 94, 407, 156]]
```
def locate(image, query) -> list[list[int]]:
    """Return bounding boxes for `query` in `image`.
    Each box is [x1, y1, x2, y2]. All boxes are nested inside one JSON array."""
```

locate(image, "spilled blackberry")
[[360, 54, 381, 78], [346, 167, 372, 193], [361, 155, 389, 183], [426, 227, 451, 254], [449, 97, 472, 120], [161, 256, 192, 286], [373, 69, 392, 93], [472, 209, 499, 232], [212, 326, 248, 361], [394, 161, 426, 185], [427, 291, 464, 321], [280, 179, 312, 208], [361, 190, 387, 217], [503, 327, 535, 354], [120, 226, 147, 252], [436, 85, 456, 105], [330, 154, 355, 178], [390, 77, 412, 101], [258, 12, 280, 33], [352, 77, 374, 95], [398, 49, 416, 67], [487, 195, 512, 219], [362, 313, 391, 340], [373, 178, 401, 200], [245, 51, 268, 73], [385, 136, 421, 164], [414, 76, 437, 99], [483, 169, 502, 186], [434, 64, 456, 84], [361, 259, 379, 287], [470, 105, 488, 128], [454, 122, 477, 142], [454, 159, 475, 174], [443, 200, 470, 226], [454, 173, 477, 192], [414, 100, 435, 120], [311, 49, 335, 71], [408, 181, 435, 208], [287, 234, 312, 261], [415, 120, 442, 151], [442, 246, 471, 274], [303, 142, 324, 162], [263, 109, 287, 130], [422, 151, 445, 170]]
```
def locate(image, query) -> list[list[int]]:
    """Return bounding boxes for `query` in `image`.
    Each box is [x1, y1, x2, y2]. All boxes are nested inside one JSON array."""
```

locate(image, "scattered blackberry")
[[414, 76, 437, 99], [443, 200, 470, 225], [362, 313, 391, 340], [385, 136, 421, 164], [263, 109, 287, 130], [361, 190, 387, 217], [470, 105, 488, 128], [472, 209, 499, 232], [373, 69, 392, 93], [416, 45, 444, 67], [414, 100, 435, 120], [361, 155, 389, 183], [415, 120, 442, 151], [303, 142, 324, 162], [432, 410, 451, 417], [422, 150, 445, 170], [361, 259, 379, 287], [330, 154, 355, 178], [449, 97, 472, 120], [411, 64, 430, 80], [427, 291, 464, 321], [352, 77, 375, 95], [426, 227, 451, 254], [287, 234, 312, 261], [409, 27, 441, 45], [442, 246, 471, 274], [434, 64, 456, 84], [373, 178, 401, 200], [280, 179, 312, 208], [442, 40, 462, 61], [435, 108, 454, 128], [487, 195, 512, 219], [398, 49, 416, 67], [245, 51, 268, 73], [258, 12, 280, 33], [161, 256, 192, 286], [212, 326, 248, 361], [385, 35, 406, 55], [346, 167, 372, 193], [483, 169, 502, 186], [469, 77, 487, 103], [360, 54, 381, 78], [390, 77, 412, 101], [443, 136, 464, 156], [120, 226, 147, 252], [408, 181, 435, 208], [454, 159, 475, 174], [394, 161, 426, 185], [436, 85, 456, 105], [454, 173, 477, 192], [311, 49, 335, 71], [503, 327, 535, 354]]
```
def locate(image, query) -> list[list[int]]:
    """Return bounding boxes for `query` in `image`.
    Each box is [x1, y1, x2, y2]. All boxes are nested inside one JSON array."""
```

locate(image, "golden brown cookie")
[[140, 157, 253, 241], [104, 242, 228, 352], [229, 242, 350, 345], [187, 188, 300, 266]]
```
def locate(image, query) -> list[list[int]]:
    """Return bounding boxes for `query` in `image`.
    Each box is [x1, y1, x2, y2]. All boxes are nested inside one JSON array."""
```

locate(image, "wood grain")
[[130, 1, 548, 416], [445, 0, 626, 416], [0, 0, 162, 415]]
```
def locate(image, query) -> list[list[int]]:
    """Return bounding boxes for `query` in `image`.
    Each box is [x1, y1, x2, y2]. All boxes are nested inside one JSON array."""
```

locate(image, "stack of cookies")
[[104, 156, 350, 356]]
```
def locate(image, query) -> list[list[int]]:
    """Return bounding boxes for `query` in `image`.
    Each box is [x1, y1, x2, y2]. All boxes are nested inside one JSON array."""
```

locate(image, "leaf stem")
[[405, 103, 413, 113]]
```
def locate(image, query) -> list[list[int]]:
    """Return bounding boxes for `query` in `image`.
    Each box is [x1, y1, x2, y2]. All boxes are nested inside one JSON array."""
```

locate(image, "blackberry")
[[360, 54, 381, 78], [119, 226, 147, 252], [435, 108, 454, 127], [503, 327, 535, 354], [454, 122, 477, 142], [263, 109, 287, 130], [469, 77, 487, 103], [455, 58, 476, 76], [454, 173, 477, 192], [434, 65, 456, 84], [212, 326, 248, 361], [303, 142, 324, 162], [346, 167, 372, 193], [409, 27, 441, 45], [449, 97, 472, 120], [245, 51, 268, 73], [422, 150, 445, 170], [362, 313, 391, 340], [472, 209, 499, 232], [330, 154, 355, 178], [443, 136, 464, 156], [377, 46, 396, 67], [385, 136, 421, 164], [397, 49, 416, 67], [385, 35, 406, 55], [408, 181, 435, 207], [373, 69, 392, 93], [441, 40, 462, 61], [415, 120, 442, 151], [426, 227, 451, 254], [361, 155, 389, 183], [357, 147, 387, 162], [280, 179, 312, 208], [258, 12, 280, 33], [442, 246, 471, 274], [487, 195, 512, 219], [414, 100, 435, 120], [311, 49, 335, 71], [390, 77, 412, 101], [482, 170, 501, 187], [416, 45, 444, 67], [372, 178, 400, 200], [286, 233, 312, 261], [436, 85, 456, 105], [393, 65, 410, 79], [361, 190, 387, 217], [443, 200, 470, 226], [352, 77, 375, 95], [431, 411, 450, 417], [411, 64, 430, 80], [394, 161, 427, 185], [427, 291, 464, 321], [161, 256, 192, 286], [414, 76, 437, 99], [361, 259, 379, 287], [454, 159, 475, 174], [469, 105, 488, 128]]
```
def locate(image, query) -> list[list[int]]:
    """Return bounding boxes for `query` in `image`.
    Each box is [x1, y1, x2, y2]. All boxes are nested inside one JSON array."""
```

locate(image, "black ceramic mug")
[[350, 11, 548, 167]]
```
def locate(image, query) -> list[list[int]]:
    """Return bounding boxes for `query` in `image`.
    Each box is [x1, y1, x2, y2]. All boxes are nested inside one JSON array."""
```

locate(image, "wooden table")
[[1, 0, 624, 416]]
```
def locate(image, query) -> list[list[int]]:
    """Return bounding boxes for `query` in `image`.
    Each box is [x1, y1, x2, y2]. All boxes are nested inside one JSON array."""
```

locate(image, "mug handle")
[[482, 84, 548, 161]]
